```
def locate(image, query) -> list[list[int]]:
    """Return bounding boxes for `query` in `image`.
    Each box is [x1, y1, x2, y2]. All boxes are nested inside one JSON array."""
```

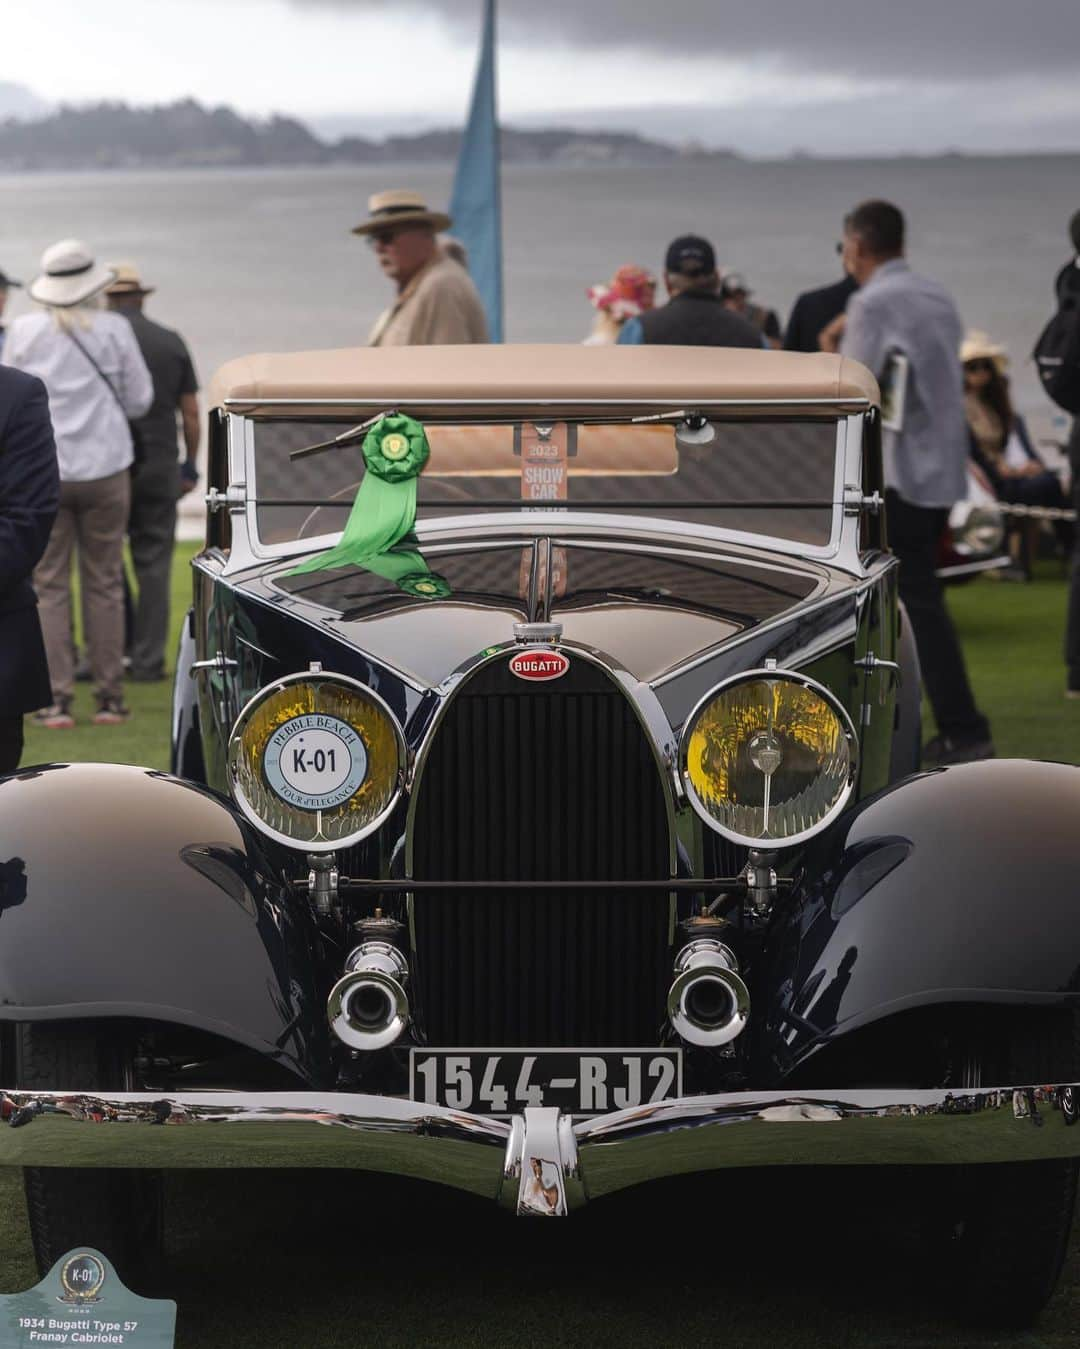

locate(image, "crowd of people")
[[0, 189, 1077, 778], [0, 240, 199, 764]]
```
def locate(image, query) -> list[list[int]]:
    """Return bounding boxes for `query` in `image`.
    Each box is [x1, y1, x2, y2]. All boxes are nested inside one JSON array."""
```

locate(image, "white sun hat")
[[28, 238, 116, 308]]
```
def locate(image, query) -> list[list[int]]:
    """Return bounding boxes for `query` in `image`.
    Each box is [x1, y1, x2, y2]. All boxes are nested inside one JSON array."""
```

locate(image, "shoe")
[[92, 698, 131, 726], [1068, 689, 1080, 701], [32, 700, 75, 729], [922, 734, 996, 766]]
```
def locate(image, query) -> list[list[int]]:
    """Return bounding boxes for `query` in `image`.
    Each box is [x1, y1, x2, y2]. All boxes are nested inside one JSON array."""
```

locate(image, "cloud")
[[288, 0, 1080, 81]]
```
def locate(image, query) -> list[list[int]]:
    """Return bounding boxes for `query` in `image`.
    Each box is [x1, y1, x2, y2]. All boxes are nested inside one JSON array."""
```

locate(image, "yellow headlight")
[[228, 672, 406, 851], [681, 670, 857, 847]]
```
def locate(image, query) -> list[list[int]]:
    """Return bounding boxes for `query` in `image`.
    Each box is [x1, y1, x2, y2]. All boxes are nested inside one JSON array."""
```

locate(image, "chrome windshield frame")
[[220, 409, 868, 579]]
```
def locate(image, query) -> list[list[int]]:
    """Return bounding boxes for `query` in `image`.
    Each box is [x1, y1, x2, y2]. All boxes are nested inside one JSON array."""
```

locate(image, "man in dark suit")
[[783, 274, 858, 353], [0, 366, 60, 775]]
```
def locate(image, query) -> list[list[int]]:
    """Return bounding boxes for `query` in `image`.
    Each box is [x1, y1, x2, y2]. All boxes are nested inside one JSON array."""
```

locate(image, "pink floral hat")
[[587, 264, 657, 320]]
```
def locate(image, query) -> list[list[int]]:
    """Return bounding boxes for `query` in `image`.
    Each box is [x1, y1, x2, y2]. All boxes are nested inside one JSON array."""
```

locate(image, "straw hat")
[[960, 329, 1009, 374], [106, 262, 155, 297], [351, 189, 451, 237], [28, 239, 116, 308]]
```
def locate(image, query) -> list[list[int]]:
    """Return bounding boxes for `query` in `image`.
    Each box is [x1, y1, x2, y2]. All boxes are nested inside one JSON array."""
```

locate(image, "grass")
[[2, 550, 1079, 1345]]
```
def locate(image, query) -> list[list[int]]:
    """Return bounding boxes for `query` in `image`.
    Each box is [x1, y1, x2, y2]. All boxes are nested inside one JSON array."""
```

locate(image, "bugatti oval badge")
[[509, 649, 570, 681]]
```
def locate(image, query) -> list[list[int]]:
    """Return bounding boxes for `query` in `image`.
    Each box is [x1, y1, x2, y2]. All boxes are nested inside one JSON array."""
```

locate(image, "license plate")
[[409, 1048, 682, 1116]]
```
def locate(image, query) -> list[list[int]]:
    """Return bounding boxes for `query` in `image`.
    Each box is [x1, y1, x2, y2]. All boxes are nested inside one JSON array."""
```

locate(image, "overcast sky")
[[4, 0, 1079, 155]]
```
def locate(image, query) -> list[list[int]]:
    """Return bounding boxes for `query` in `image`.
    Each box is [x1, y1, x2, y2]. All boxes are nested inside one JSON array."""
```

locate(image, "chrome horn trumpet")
[[667, 939, 750, 1047], [327, 941, 410, 1051]]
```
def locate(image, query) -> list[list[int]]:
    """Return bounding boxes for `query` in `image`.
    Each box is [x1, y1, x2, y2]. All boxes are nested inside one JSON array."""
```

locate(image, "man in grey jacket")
[[837, 199, 993, 765]]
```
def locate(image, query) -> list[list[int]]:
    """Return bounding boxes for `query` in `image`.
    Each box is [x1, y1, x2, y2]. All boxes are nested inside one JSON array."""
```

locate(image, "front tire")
[[16, 1022, 164, 1291], [934, 1010, 1079, 1328]]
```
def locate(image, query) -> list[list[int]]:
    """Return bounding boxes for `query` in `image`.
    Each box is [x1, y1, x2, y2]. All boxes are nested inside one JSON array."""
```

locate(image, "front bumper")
[[3, 1084, 1077, 1217]]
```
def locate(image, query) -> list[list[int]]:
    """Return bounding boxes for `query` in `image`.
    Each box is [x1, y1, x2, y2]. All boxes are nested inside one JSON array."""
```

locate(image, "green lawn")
[[3, 552, 1079, 1345]]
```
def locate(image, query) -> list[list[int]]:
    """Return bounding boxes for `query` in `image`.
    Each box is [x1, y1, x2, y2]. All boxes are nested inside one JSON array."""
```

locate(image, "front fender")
[[0, 763, 328, 1084], [757, 759, 1080, 1078]]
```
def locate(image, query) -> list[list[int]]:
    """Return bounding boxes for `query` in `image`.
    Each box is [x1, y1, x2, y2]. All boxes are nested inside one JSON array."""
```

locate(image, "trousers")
[[1066, 427, 1080, 687], [128, 480, 178, 678], [886, 490, 990, 743], [34, 469, 131, 704], [0, 715, 22, 776]]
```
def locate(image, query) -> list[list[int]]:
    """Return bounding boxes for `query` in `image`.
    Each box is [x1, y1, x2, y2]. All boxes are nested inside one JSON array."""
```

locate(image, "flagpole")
[[449, 0, 504, 342]]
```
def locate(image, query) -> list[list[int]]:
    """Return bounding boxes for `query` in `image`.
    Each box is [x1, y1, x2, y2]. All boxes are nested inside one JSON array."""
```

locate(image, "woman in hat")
[[3, 239, 153, 727], [961, 330, 1070, 580], [583, 265, 656, 344]]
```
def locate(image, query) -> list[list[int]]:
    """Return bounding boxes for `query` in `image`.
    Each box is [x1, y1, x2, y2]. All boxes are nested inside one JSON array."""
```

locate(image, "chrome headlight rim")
[[227, 670, 407, 853], [679, 666, 859, 850]]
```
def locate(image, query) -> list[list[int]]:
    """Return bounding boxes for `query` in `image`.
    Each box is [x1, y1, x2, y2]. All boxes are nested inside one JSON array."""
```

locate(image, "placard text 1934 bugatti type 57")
[[2, 347, 1078, 1325]]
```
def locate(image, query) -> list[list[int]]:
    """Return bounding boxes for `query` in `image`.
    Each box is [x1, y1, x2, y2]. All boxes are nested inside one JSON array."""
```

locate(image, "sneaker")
[[92, 698, 131, 726], [32, 700, 75, 729], [922, 734, 996, 767]]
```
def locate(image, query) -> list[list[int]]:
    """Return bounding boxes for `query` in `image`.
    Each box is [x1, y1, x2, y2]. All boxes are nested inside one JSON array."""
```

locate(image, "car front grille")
[[409, 654, 673, 1046]]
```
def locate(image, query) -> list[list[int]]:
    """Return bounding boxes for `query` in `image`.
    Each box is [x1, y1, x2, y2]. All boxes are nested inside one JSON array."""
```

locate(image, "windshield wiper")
[[289, 409, 398, 462]]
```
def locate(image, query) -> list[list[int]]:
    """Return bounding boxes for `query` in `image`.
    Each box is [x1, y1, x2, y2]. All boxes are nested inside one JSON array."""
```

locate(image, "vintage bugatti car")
[[2, 347, 1079, 1325]]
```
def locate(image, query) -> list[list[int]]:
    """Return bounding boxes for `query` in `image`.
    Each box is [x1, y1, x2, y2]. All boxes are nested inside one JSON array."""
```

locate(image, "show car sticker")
[[263, 713, 368, 811], [508, 649, 570, 682]]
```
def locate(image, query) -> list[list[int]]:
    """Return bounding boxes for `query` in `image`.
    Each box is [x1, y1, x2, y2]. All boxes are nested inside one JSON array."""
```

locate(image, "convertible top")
[[209, 344, 879, 418]]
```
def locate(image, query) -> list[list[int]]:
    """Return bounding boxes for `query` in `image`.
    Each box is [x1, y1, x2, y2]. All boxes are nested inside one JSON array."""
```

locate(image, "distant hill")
[[0, 97, 732, 171], [0, 81, 51, 122]]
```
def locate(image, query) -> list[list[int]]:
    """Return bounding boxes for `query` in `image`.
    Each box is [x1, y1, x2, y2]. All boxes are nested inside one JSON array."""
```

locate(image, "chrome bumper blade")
[[3, 1084, 1077, 1216]]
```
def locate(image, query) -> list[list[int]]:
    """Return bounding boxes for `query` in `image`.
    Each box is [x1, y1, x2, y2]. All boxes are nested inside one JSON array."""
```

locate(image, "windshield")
[[247, 417, 843, 549]]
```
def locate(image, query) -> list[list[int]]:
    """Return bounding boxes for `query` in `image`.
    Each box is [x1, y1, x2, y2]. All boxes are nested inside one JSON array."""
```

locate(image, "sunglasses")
[[964, 359, 995, 374], [366, 229, 405, 248]]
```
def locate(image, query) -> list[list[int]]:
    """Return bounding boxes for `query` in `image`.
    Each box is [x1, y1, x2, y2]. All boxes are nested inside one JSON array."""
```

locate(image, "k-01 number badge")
[[263, 713, 368, 811]]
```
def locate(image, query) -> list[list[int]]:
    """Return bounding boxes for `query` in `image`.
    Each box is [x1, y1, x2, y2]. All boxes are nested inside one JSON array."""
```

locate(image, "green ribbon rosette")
[[289, 415, 449, 597]]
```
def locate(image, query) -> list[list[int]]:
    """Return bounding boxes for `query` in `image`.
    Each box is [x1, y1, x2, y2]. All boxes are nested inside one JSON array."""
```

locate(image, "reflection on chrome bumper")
[[3, 1084, 1077, 1217]]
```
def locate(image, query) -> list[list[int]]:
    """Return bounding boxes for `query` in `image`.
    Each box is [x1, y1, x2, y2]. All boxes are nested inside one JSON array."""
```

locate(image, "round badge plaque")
[[60, 1252, 106, 1304], [263, 714, 368, 811]]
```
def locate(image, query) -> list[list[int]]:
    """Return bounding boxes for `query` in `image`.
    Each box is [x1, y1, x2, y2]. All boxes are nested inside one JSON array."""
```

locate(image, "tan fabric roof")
[[209, 344, 879, 417]]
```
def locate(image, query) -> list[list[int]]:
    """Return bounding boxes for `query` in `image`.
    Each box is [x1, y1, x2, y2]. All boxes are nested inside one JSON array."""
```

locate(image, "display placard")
[[1, 1248, 176, 1347]]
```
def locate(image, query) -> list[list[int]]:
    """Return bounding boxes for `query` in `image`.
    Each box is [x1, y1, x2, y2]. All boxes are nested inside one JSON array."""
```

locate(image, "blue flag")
[[449, 0, 504, 342]]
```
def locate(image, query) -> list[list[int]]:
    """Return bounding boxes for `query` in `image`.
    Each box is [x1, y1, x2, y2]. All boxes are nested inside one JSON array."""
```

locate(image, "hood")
[[233, 531, 851, 691]]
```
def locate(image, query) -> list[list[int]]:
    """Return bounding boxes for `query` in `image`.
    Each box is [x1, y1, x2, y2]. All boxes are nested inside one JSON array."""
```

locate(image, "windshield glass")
[[247, 417, 842, 549]]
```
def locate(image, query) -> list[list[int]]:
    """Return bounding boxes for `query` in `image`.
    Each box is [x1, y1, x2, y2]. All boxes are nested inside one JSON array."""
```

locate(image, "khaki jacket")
[[369, 256, 490, 347]]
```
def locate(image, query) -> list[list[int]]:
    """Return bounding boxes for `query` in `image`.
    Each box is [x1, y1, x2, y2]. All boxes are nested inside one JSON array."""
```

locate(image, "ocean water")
[[2, 156, 1077, 432]]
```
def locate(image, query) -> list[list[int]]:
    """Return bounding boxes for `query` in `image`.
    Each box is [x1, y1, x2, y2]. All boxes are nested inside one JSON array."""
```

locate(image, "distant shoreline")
[[2, 151, 1079, 177], [1, 97, 1076, 173]]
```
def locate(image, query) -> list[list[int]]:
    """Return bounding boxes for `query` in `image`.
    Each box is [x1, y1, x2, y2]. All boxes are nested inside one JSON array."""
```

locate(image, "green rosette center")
[[362, 414, 430, 483]]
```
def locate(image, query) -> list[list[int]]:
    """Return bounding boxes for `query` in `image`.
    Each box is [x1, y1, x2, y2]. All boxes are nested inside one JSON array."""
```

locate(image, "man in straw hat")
[[354, 190, 488, 347], [107, 262, 200, 682]]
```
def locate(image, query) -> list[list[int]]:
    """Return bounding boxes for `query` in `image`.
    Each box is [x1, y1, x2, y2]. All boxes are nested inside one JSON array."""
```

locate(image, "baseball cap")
[[664, 235, 716, 277]]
